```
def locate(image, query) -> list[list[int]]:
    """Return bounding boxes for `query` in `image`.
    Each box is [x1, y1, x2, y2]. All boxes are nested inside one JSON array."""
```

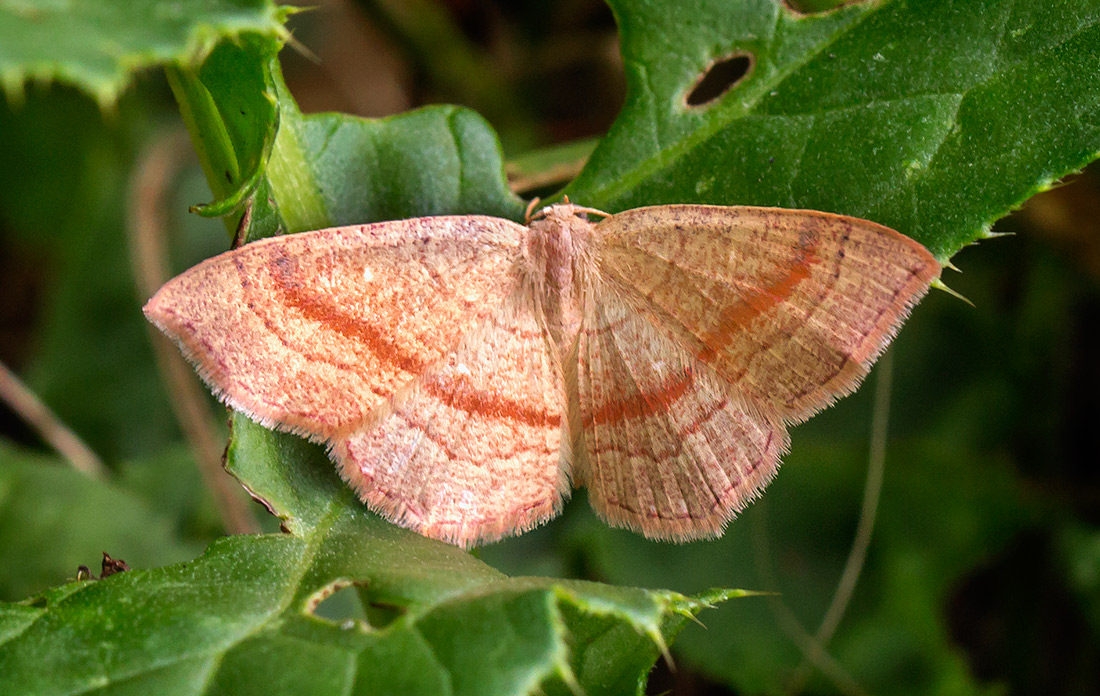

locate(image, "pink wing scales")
[[334, 286, 569, 548], [574, 288, 787, 540], [594, 205, 941, 423], [143, 215, 528, 441]]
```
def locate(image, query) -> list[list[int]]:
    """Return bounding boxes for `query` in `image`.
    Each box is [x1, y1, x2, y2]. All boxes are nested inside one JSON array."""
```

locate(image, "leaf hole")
[[305, 579, 405, 630], [782, 1, 867, 15], [306, 579, 368, 629], [685, 52, 754, 108]]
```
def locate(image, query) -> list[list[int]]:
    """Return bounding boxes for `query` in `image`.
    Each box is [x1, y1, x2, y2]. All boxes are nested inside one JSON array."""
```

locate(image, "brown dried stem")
[[752, 503, 869, 696], [126, 129, 259, 535], [0, 360, 107, 478], [784, 350, 893, 694]]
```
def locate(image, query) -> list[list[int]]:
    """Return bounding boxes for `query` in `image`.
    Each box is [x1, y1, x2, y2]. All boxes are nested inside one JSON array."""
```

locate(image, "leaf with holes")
[[6, 0, 1100, 693], [0, 416, 737, 696], [568, 0, 1100, 258]]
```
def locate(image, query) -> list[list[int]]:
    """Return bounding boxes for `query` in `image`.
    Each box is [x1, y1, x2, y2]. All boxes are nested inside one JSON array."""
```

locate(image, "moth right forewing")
[[593, 205, 939, 423]]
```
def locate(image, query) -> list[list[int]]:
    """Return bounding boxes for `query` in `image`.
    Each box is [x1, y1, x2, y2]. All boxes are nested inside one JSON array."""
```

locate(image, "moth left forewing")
[[333, 284, 570, 548], [144, 215, 528, 441], [594, 205, 940, 424]]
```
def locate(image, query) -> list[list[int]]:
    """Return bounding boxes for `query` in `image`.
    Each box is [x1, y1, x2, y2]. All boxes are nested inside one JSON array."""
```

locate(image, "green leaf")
[[0, 443, 203, 602], [167, 34, 281, 218], [0, 0, 289, 104], [171, 39, 526, 239], [0, 419, 726, 696], [566, 0, 1100, 257], [266, 87, 527, 232]]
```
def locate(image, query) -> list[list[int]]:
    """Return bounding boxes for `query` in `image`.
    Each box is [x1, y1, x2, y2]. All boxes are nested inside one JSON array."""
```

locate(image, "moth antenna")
[[570, 204, 611, 219], [524, 196, 542, 222]]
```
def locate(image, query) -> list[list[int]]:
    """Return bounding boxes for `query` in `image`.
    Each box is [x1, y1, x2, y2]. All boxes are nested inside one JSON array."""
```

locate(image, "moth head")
[[528, 197, 610, 224]]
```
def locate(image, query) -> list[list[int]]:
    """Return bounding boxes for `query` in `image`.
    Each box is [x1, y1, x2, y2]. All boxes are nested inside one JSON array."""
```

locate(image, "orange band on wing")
[[265, 256, 429, 374], [585, 369, 695, 426], [698, 236, 821, 362], [423, 377, 561, 428]]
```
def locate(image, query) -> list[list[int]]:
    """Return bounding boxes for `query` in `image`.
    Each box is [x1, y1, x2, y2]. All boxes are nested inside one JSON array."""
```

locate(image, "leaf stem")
[[265, 102, 331, 233], [785, 349, 894, 694], [164, 65, 241, 236], [752, 502, 868, 696]]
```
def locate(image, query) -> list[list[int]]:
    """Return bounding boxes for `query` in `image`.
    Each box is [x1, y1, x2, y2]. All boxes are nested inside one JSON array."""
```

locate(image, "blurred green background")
[[1, 1, 1098, 694]]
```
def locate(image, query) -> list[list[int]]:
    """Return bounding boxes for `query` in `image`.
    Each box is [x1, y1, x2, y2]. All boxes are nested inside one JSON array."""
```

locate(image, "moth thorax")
[[526, 207, 592, 347]]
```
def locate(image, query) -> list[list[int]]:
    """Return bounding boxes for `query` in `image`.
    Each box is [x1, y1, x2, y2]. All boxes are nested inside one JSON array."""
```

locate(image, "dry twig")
[[126, 129, 260, 535]]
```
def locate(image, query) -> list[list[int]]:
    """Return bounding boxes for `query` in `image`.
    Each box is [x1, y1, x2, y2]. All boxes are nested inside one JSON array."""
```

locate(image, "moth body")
[[521, 204, 597, 359]]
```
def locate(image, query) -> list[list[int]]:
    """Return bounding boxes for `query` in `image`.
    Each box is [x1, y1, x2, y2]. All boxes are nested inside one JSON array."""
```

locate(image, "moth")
[[145, 203, 939, 548]]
